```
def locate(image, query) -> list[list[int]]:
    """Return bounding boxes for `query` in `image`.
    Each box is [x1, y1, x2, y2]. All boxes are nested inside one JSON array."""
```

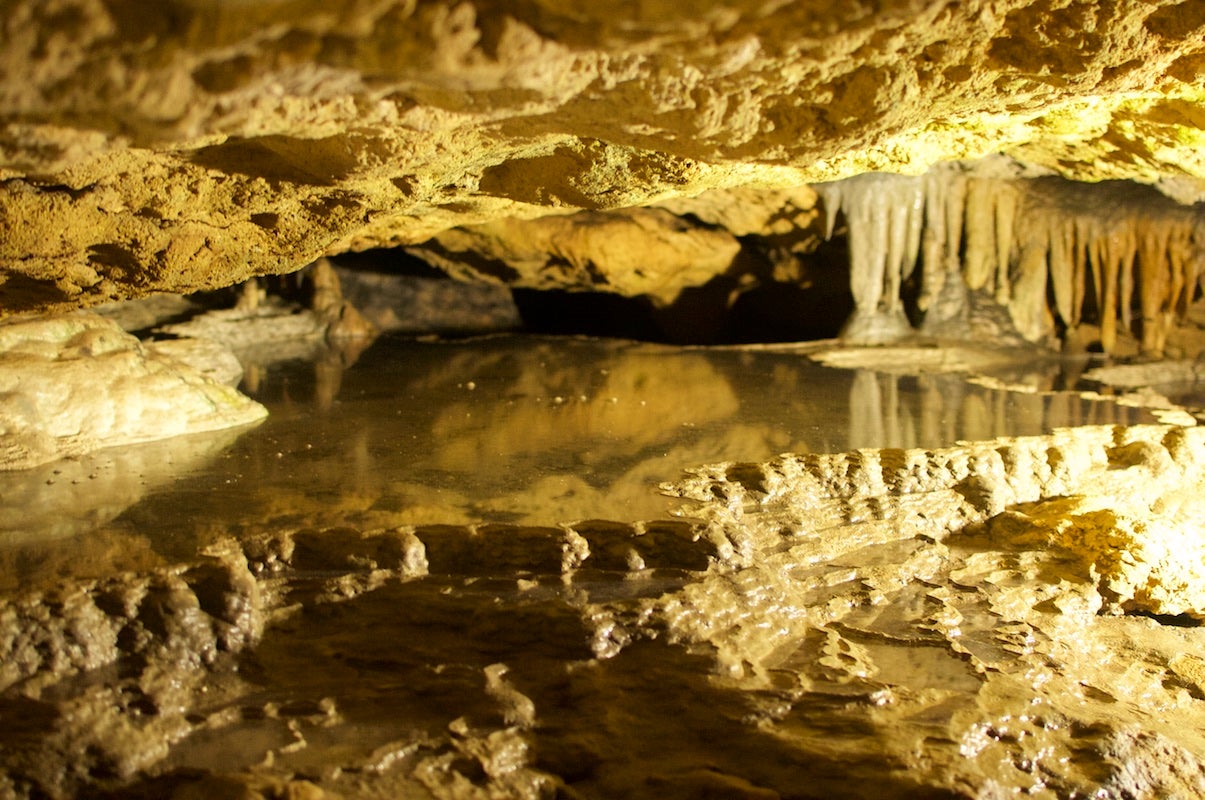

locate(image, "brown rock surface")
[[5, 422, 1205, 798], [2, 0, 1205, 312], [409, 207, 742, 303]]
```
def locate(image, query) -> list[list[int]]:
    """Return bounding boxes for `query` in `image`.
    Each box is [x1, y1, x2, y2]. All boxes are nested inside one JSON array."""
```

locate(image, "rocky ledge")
[[4, 423, 1205, 798], [1, 0, 1204, 314]]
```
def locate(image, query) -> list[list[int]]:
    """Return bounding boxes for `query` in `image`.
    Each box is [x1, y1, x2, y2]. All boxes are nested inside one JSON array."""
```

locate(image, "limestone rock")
[[0, 313, 267, 470], [669, 423, 1205, 618], [656, 185, 822, 239], [409, 207, 742, 304], [145, 336, 245, 386], [1, 0, 1204, 312]]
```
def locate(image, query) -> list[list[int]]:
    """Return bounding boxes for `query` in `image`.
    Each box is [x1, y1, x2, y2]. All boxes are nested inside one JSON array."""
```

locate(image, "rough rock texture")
[[410, 207, 742, 303], [4, 423, 1205, 797], [2, 0, 1205, 312], [0, 313, 267, 469]]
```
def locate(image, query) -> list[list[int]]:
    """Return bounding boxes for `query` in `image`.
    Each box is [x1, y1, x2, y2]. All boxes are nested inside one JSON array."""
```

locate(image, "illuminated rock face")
[[0, 314, 267, 470], [1, 0, 1204, 313]]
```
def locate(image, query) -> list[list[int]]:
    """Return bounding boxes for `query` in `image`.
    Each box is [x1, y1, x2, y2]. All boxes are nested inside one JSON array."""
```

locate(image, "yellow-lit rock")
[[1, 0, 1203, 311]]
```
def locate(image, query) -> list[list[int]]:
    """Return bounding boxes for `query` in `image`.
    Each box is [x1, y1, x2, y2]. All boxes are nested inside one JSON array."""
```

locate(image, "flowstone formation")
[[0, 313, 266, 470], [3, 423, 1205, 798], [2, 0, 1205, 311]]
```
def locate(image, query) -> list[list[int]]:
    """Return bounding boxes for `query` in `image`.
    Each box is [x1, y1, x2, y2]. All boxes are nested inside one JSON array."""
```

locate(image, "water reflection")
[[0, 426, 252, 591], [1, 335, 1161, 560], [845, 369, 1143, 451]]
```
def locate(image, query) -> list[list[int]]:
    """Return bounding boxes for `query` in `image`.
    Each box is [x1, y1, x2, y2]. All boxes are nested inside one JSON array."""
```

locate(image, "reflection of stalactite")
[[846, 368, 1151, 452], [817, 164, 1205, 354]]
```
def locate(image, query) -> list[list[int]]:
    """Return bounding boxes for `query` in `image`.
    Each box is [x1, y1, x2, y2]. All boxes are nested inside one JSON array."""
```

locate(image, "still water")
[[0, 334, 1157, 568], [1, 334, 1193, 800]]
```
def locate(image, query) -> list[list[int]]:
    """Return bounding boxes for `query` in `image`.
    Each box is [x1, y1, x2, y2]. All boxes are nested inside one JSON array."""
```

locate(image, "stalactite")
[[815, 173, 922, 343], [1070, 217, 1090, 327], [1081, 217, 1101, 330], [1048, 216, 1074, 328], [1096, 230, 1121, 353], [962, 178, 996, 293], [918, 164, 970, 336], [1168, 224, 1190, 317], [1138, 221, 1172, 355], [919, 172, 948, 312], [815, 163, 1204, 354], [1011, 223, 1051, 343], [993, 182, 1018, 305], [1118, 221, 1136, 335]]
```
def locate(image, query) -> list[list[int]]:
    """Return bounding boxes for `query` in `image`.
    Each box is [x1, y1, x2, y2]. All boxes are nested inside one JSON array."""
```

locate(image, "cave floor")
[[2, 334, 1204, 799]]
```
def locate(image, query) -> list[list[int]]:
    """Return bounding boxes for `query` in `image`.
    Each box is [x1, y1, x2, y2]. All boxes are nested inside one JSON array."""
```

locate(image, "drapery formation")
[[818, 165, 1205, 354]]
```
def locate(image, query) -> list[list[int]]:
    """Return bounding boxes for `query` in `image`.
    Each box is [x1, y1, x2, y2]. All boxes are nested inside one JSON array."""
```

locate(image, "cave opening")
[[319, 243, 858, 346], [6, 0, 1205, 788]]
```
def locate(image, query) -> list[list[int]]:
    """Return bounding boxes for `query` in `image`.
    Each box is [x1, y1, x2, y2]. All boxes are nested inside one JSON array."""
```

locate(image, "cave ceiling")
[[1, 0, 1204, 313]]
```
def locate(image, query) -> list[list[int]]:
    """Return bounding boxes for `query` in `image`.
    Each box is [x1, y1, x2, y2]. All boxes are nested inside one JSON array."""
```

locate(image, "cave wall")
[[2, 0, 1205, 313]]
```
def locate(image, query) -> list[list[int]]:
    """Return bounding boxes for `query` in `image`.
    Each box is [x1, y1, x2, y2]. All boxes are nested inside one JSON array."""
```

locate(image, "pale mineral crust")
[[2, 0, 1205, 312], [0, 313, 267, 469]]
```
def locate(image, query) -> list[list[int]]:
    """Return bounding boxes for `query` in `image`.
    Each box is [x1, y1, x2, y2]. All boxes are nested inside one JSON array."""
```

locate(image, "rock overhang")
[[1, 0, 1204, 314]]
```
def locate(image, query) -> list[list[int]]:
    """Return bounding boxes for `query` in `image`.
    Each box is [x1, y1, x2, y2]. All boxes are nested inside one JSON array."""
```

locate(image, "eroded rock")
[[408, 207, 743, 304], [0, 313, 266, 470], [2, 0, 1204, 312], [4, 421, 1205, 797]]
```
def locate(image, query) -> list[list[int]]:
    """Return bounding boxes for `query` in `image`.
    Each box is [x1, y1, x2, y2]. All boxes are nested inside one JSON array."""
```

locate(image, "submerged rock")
[[4, 419, 1205, 797], [0, 313, 266, 470]]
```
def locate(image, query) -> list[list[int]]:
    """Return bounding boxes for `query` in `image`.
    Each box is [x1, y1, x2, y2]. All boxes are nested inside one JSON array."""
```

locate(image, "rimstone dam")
[[4, 1, 1205, 797]]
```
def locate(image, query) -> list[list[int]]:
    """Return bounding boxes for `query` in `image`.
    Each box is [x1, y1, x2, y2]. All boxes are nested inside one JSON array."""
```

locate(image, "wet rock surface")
[[5, 423, 1205, 798], [2, 337, 1201, 798], [0, 313, 267, 470]]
